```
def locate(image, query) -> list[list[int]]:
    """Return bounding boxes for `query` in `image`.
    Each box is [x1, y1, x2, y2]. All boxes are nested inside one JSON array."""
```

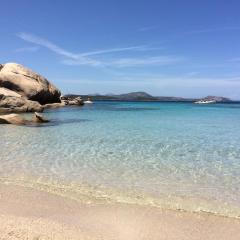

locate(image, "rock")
[[61, 95, 84, 106], [0, 112, 50, 125], [66, 97, 84, 106], [43, 101, 66, 109], [0, 94, 43, 113], [0, 63, 61, 104], [32, 112, 49, 123], [0, 113, 27, 125], [0, 87, 22, 98]]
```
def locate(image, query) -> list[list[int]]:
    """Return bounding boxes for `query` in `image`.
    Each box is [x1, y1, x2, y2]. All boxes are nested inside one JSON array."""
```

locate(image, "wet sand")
[[0, 183, 240, 240]]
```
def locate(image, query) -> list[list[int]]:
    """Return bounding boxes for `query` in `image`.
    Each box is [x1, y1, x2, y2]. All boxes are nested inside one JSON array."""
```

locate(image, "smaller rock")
[[0, 112, 50, 125], [68, 97, 84, 106], [43, 101, 66, 109], [32, 112, 49, 123], [0, 113, 27, 125], [60, 95, 84, 106]]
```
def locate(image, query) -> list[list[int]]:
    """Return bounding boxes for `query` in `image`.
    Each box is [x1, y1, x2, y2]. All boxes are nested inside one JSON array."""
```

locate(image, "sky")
[[1, 0, 240, 99]]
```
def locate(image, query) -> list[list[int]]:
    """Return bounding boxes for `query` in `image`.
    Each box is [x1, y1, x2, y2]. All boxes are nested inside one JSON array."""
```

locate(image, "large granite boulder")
[[0, 63, 61, 104]]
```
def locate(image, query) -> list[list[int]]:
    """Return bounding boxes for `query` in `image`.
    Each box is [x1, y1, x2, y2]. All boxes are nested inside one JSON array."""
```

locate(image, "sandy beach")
[[0, 183, 239, 240]]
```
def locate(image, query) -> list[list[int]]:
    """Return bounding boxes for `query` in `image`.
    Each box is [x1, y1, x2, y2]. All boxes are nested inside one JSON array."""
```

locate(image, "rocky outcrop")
[[61, 96, 84, 106], [0, 63, 85, 114], [0, 63, 61, 104]]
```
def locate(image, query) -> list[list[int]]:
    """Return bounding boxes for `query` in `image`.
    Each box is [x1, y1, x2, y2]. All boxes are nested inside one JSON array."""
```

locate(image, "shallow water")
[[1, 101, 240, 217]]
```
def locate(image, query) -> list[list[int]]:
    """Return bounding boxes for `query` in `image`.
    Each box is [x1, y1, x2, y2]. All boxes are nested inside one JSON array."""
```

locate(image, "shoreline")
[[1, 176, 240, 220], [1, 182, 240, 239]]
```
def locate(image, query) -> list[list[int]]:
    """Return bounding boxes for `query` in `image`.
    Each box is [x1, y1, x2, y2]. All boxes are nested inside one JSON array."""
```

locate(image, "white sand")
[[0, 183, 240, 240]]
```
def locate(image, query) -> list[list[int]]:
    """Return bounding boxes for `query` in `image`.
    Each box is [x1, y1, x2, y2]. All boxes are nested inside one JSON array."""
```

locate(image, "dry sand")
[[0, 183, 240, 240]]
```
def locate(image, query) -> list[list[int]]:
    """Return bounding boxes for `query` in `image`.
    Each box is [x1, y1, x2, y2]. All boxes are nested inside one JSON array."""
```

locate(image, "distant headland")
[[64, 92, 235, 103]]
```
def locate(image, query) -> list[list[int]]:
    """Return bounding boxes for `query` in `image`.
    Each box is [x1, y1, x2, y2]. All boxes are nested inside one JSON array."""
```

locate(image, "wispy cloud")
[[15, 46, 39, 53], [17, 32, 182, 68], [79, 46, 148, 57], [62, 56, 182, 67], [110, 56, 182, 67], [17, 32, 79, 59]]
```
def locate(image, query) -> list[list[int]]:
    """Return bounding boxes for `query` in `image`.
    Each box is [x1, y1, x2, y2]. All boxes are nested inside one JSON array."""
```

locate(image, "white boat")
[[84, 98, 93, 104], [194, 100, 216, 104], [84, 100, 93, 104]]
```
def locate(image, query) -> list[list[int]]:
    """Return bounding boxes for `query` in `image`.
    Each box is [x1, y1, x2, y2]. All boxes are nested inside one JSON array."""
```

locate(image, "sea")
[[0, 101, 240, 218]]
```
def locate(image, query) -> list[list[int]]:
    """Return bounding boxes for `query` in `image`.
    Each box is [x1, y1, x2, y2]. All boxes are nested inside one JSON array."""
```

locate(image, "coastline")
[[1, 182, 240, 239], [1, 175, 240, 219]]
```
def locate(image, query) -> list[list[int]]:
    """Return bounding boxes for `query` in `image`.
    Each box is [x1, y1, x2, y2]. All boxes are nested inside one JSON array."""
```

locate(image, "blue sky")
[[1, 0, 240, 99]]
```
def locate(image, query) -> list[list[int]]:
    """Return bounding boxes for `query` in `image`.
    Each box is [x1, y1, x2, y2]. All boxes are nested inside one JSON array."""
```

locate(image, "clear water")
[[1, 101, 240, 217]]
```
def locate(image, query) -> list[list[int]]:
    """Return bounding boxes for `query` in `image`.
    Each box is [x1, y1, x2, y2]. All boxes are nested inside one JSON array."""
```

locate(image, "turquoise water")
[[1, 101, 240, 217]]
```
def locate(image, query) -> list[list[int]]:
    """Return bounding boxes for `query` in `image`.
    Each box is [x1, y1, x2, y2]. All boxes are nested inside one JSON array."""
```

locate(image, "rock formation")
[[0, 63, 61, 104], [0, 63, 86, 114]]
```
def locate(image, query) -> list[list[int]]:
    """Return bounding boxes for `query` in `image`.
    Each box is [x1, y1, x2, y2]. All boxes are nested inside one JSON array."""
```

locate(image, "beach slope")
[[0, 183, 240, 240]]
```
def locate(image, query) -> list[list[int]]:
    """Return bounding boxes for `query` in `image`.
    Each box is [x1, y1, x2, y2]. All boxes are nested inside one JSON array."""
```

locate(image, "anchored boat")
[[194, 99, 216, 104]]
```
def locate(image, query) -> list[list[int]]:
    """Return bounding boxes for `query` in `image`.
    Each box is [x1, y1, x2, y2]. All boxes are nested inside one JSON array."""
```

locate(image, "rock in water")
[[0, 113, 27, 125], [32, 112, 49, 123], [0, 112, 50, 125], [43, 102, 66, 109], [0, 63, 61, 104], [61, 96, 84, 106]]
